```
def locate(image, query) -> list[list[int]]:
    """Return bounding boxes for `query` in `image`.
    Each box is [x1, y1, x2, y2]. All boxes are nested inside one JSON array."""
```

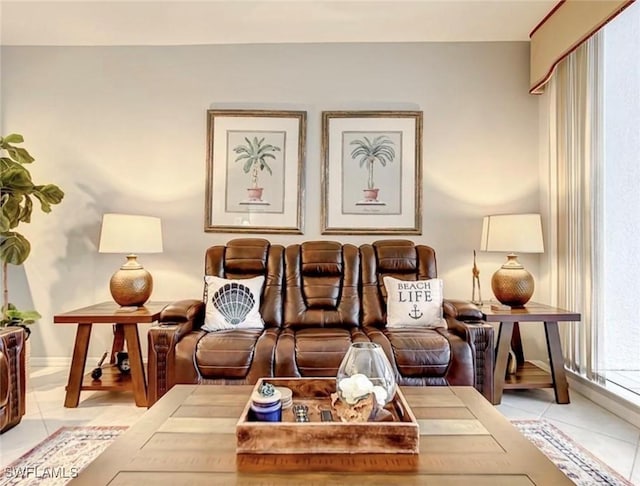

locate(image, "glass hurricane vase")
[[336, 342, 397, 406]]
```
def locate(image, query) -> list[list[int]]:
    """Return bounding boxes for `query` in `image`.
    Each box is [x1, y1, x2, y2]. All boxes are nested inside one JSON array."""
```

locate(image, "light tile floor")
[[1, 366, 640, 484]]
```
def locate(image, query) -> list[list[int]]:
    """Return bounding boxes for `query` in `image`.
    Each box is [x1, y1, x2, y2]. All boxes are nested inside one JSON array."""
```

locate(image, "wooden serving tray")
[[236, 377, 419, 454]]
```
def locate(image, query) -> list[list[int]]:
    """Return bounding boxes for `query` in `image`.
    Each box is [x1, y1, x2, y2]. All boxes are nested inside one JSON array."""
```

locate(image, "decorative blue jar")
[[250, 399, 282, 422], [250, 384, 282, 422]]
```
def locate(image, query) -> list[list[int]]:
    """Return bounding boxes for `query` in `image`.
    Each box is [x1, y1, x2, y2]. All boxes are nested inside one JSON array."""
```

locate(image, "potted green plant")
[[233, 136, 280, 202], [350, 135, 396, 202], [0, 134, 64, 337]]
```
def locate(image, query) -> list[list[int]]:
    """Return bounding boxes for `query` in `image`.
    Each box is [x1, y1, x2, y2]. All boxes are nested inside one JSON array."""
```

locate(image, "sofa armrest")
[[446, 317, 494, 403], [0, 326, 26, 433], [443, 299, 483, 320], [147, 299, 205, 406], [159, 299, 206, 327]]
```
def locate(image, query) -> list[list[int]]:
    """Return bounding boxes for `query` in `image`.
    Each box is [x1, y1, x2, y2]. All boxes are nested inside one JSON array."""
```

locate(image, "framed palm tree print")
[[205, 109, 306, 233], [321, 111, 422, 234]]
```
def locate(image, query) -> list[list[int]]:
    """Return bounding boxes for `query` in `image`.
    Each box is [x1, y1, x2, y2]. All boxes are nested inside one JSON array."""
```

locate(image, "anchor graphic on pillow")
[[408, 304, 423, 320]]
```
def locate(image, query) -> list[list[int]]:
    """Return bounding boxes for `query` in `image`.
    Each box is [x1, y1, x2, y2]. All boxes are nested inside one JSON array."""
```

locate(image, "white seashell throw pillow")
[[202, 275, 265, 331], [382, 276, 447, 329]]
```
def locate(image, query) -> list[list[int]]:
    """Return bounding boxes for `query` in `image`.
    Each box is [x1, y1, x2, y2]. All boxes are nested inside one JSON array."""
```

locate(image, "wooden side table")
[[54, 301, 169, 408], [481, 302, 580, 405]]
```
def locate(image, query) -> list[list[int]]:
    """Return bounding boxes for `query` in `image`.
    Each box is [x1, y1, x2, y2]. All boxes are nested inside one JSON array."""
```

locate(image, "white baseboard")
[[30, 356, 71, 367], [30, 356, 104, 368]]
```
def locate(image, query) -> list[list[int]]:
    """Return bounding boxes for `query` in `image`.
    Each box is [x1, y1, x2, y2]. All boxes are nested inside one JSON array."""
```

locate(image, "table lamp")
[[480, 213, 544, 308], [98, 213, 163, 307]]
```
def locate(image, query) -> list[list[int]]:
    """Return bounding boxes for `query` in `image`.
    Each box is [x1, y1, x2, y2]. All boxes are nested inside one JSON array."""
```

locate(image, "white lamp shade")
[[480, 214, 544, 253], [98, 214, 163, 254]]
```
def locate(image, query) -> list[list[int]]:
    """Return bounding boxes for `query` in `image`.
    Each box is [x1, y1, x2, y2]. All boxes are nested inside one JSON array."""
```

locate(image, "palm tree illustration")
[[233, 136, 281, 201], [350, 135, 396, 202]]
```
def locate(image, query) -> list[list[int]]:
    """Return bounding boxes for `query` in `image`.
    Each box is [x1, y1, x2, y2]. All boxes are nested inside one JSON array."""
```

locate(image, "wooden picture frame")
[[321, 111, 422, 234], [205, 109, 306, 233]]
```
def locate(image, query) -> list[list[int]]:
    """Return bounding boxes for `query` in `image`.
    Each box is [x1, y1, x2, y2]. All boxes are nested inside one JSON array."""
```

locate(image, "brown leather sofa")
[[0, 326, 26, 433], [148, 239, 494, 406]]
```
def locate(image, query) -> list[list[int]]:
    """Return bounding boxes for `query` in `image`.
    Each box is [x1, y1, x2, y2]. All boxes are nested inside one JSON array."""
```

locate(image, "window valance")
[[529, 0, 632, 94]]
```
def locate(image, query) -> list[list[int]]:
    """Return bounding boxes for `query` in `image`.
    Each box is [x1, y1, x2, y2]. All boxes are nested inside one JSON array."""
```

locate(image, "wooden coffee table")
[[71, 385, 572, 485]]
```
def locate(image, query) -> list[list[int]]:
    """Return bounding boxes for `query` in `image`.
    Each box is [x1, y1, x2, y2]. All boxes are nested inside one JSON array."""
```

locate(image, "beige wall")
[[0, 42, 541, 362]]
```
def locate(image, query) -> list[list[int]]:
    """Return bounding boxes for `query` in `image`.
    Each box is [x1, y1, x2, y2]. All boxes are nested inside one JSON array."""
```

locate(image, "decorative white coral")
[[337, 373, 388, 406], [371, 385, 388, 406]]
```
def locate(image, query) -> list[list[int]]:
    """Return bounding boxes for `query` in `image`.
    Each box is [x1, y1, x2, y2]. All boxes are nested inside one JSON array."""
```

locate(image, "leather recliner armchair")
[[0, 326, 26, 434], [361, 240, 494, 396], [275, 241, 369, 377], [147, 238, 284, 405]]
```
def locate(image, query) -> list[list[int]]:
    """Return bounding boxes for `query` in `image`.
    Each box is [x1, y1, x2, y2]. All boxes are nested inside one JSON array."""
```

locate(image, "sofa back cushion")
[[284, 241, 360, 329], [361, 240, 438, 328], [205, 238, 284, 329]]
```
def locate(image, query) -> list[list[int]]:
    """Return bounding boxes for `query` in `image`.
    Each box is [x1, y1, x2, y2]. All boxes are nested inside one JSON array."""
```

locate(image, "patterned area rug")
[[513, 419, 633, 485], [1, 426, 127, 486], [1, 422, 633, 485]]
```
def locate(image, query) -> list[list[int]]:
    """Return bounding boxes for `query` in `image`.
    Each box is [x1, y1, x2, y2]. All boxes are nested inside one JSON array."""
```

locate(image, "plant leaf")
[[2, 166, 34, 193], [0, 232, 31, 265], [0, 212, 10, 233], [34, 184, 65, 205], [7, 308, 41, 323], [6, 146, 35, 164], [0, 157, 20, 171], [1, 134, 24, 145], [1, 194, 22, 228], [19, 194, 33, 224]]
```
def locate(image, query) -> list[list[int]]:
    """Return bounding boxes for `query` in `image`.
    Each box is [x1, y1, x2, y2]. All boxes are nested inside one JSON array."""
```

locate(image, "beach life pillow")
[[382, 276, 446, 329], [202, 275, 265, 331]]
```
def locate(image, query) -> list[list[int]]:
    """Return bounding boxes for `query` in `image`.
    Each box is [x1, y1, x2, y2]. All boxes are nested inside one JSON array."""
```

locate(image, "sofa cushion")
[[383, 276, 446, 329], [377, 328, 451, 377], [283, 242, 360, 329], [195, 328, 266, 379], [289, 328, 362, 376], [203, 275, 264, 331]]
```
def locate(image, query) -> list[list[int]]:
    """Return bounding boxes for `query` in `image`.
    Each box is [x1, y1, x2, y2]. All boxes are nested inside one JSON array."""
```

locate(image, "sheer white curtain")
[[544, 34, 604, 381]]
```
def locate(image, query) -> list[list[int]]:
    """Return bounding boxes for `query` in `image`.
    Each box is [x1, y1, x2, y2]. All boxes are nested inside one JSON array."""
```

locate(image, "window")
[[601, 1, 640, 393]]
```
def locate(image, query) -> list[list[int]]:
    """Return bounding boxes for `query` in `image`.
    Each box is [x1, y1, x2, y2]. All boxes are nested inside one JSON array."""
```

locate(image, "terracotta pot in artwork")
[[362, 188, 379, 202], [247, 187, 264, 201]]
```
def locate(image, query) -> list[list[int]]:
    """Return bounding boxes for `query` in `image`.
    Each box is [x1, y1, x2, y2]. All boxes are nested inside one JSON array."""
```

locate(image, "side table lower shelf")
[[72, 365, 132, 392], [504, 361, 553, 390]]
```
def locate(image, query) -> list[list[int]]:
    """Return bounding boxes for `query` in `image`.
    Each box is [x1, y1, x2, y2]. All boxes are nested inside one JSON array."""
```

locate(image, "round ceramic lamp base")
[[109, 266, 153, 307], [491, 254, 534, 308]]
